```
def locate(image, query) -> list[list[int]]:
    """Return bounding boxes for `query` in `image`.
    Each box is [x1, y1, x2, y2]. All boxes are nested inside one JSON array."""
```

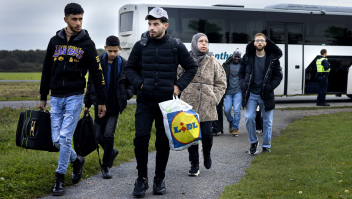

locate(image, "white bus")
[[118, 4, 352, 99]]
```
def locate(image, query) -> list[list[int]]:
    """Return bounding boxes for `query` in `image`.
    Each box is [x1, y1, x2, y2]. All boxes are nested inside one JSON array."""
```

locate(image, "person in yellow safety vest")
[[316, 49, 330, 106]]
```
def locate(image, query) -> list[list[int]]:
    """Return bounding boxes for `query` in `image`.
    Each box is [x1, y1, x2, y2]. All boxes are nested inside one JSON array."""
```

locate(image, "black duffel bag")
[[73, 113, 99, 157], [16, 110, 59, 152]]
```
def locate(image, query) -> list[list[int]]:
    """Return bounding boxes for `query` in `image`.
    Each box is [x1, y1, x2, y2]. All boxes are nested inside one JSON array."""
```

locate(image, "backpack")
[[73, 113, 101, 165]]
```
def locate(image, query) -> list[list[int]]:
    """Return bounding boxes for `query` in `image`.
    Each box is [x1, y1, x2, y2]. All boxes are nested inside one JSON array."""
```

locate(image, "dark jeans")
[[188, 121, 213, 163], [134, 97, 170, 179], [317, 75, 328, 104], [95, 114, 119, 168]]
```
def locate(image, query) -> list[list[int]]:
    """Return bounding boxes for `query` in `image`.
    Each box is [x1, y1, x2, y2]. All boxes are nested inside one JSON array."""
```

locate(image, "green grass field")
[[0, 105, 156, 198], [0, 73, 42, 80], [221, 111, 352, 199]]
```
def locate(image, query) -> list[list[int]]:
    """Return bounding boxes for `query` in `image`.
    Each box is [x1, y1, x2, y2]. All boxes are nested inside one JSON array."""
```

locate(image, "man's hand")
[[38, 100, 47, 111], [98, 105, 106, 118], [140, 84, 143, 90], [173, 85, 180, 96], [83, 107, 90, 115]]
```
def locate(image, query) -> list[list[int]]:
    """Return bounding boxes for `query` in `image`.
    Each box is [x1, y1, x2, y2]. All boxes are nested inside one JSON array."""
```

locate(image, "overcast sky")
[[1, 0, 352, 50]]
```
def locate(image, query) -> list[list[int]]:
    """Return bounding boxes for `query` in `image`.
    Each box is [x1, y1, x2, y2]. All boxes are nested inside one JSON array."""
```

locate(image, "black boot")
[[109, 148, 119, 168], [52, 172, 65, 196], [101, 166, 112, 179], [203, 150, 212, 169], [72, 155, 85, 184]]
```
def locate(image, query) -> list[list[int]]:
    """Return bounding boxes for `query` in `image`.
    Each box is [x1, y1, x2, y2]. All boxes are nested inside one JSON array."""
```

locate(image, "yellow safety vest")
[[316, 57, 330, 72]]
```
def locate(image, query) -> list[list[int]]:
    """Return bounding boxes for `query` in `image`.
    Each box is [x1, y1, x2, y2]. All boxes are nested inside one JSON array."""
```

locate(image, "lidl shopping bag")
[[159, 96, 201, 151]]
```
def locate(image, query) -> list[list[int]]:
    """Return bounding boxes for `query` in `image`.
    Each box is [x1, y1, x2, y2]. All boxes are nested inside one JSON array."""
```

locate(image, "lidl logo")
[[170, 111, 200, 144]]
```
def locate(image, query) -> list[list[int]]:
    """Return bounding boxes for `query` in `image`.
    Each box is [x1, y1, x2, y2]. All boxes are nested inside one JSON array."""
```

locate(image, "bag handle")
[[173, 95, 179, 100]]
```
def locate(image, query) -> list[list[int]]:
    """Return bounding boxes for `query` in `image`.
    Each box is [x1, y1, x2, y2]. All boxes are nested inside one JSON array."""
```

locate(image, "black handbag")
[[16, 110, 59, 152]]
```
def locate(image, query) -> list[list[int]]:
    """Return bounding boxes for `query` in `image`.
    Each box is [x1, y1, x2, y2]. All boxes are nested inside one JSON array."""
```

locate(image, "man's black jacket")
[[40, 28, 106, 104], [125, 31, 198, 102], [238, 39, 283, 111], [84, 54, 134, 114]]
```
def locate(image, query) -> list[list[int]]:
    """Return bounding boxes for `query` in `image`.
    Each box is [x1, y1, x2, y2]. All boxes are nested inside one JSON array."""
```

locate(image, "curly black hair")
[[64, 3, 84, 17]]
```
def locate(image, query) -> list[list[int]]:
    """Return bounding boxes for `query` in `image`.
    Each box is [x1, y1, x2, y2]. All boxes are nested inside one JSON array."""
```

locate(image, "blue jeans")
[[50, 95, 83, 174], [223, 92, 242, 130], [245, 92, 273, 148]]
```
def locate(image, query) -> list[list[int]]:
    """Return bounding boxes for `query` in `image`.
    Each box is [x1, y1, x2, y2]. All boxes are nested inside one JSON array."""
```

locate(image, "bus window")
[[179, 8, 229, 43], [288, 25, 303, 44], [120, 12, 133, 32], [347, 16, 352, 46], [269, 24, 285, 44], [229, 11, 266, 43], [304, 15, 348, 45], [148, 7, 180, 39]]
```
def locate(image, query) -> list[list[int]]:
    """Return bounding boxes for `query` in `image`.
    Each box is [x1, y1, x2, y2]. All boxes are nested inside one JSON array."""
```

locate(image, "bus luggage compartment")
[[304, 56, 352, 95]]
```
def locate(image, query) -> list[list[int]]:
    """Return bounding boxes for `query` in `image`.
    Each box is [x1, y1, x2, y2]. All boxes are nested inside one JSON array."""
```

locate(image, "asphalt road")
[[40, 108, 352, 199], [1, 95, 351, 109]]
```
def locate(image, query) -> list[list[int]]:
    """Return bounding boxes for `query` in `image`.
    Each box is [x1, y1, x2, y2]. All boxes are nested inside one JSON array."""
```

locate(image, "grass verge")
[[0, 105, 156, 198], [0, 73, 42, 80], [0, 82, 46, 101], [0, 82, 135, 101], [221, 111, 352, 199]]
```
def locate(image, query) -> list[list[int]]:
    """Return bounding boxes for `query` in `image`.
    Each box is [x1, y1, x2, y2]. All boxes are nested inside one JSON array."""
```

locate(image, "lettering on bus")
[[212, 52, 232, 60]]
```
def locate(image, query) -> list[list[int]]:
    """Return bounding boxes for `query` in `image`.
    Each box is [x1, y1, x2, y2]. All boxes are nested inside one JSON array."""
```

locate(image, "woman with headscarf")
[[177, 33, 227, 176]]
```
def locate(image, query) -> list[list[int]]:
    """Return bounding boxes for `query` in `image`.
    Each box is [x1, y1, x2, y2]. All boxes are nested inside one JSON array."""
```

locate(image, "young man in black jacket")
[[125, 7, 198, 197], [238, 33, 283, 155], [84, 36, 134, 179], [38, 3, 106, 196]]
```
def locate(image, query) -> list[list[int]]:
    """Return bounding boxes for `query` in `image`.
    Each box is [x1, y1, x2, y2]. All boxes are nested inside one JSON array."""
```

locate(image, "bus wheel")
[[347, 94, 352, 99]]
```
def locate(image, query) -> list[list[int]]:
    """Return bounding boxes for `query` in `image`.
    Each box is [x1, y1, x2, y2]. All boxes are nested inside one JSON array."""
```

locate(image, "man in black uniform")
[[125, 7, 197, 197], [316, 49, 330, 106]]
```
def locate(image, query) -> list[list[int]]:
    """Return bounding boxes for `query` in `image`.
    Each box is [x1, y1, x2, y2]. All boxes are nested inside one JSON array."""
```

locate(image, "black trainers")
[[101, 166, 112, 179], [109, 148, 119, 168], [262, 147, 271, 153], [249, 142, 259, 155], [72, 155, 85, 184], [153, 177, 166, 195], [188, 162, 200, 176], [52, 172, 65, 196], [133, 177, 149, 197]]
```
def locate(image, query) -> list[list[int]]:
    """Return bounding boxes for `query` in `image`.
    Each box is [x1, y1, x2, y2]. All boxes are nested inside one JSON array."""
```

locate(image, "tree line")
[[0, 49, 106, 72]]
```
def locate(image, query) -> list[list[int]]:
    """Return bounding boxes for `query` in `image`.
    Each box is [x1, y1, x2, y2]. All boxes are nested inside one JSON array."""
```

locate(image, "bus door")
[[268, 23, 304, 95]]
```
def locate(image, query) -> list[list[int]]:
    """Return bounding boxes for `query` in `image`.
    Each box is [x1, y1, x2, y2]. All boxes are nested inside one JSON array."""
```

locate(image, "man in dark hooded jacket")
[[238, 33, 283, 155], [38, 3, 106, 196], [125, 7, 197, 197]]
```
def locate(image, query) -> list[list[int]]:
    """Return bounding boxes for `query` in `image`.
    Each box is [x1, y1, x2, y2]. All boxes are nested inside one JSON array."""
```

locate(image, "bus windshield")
[[120, 12, 133, 32]]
